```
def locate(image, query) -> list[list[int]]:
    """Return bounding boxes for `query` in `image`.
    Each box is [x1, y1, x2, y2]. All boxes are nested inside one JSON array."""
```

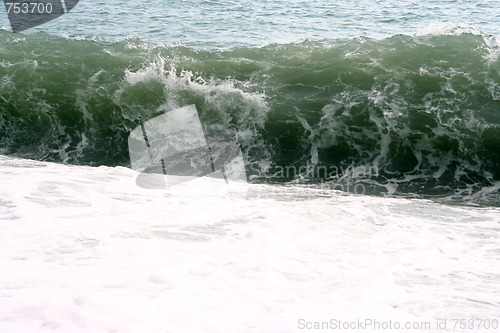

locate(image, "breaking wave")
[[1, 30, 499, 204]]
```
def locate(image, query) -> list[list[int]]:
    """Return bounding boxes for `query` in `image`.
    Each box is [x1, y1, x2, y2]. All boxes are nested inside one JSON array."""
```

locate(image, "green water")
[[1, 1, 499, 204]]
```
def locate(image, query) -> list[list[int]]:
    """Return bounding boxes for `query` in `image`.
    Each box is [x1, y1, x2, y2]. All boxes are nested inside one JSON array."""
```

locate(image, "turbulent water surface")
[[1, 0, 500, 332], [1, 28, 499, 204]]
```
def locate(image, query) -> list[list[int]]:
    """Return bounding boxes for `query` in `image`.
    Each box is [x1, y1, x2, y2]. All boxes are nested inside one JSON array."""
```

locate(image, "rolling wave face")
[[1, 31, 499, 204]]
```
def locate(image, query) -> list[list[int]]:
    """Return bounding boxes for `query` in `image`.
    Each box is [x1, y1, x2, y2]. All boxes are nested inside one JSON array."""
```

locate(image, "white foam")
[[0, 155, 499, 332], [120, 57, 269, 129], [415, 22, 483, 36]]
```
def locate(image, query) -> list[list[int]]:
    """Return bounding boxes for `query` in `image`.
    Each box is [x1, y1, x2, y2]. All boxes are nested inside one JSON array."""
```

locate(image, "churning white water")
[[0, 155, 498, 332]]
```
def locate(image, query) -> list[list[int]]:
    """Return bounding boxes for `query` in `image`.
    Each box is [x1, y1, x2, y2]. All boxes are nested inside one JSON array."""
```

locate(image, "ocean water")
[[1, 1, 500, 332]]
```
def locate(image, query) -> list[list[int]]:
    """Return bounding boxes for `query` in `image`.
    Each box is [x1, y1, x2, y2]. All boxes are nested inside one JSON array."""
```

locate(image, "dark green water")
[[1, 31, 499, 203]]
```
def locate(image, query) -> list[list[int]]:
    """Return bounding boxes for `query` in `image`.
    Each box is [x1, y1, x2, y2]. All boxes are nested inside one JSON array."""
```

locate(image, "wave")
[[1, 30, 499, 204]]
